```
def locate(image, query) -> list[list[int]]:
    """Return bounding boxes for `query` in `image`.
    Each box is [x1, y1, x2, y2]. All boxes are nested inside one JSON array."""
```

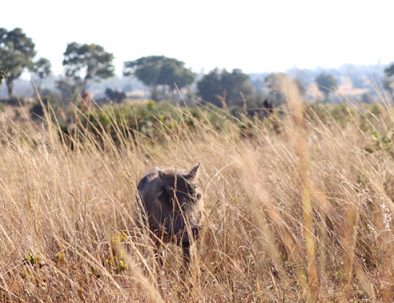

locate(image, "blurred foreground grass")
[[0, 95, 393, 302]]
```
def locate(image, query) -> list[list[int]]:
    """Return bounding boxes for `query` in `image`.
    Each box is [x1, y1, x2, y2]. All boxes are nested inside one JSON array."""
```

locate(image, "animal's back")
[[137, 168, 160, 200], [136, 168, 164, 231]]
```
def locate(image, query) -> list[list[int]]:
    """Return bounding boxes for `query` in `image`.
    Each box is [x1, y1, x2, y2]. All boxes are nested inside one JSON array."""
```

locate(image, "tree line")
[[2, 27, 392, 108]]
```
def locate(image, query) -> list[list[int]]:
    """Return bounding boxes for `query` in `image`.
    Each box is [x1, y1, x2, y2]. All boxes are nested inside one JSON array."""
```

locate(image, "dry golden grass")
[[0, 89, 393, 302]]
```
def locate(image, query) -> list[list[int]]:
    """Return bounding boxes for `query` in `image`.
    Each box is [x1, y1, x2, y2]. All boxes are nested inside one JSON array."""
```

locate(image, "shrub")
[[59, 101, 232, 148]]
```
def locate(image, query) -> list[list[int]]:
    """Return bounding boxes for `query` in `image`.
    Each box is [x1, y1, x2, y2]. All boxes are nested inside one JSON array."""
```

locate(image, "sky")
[[2, 0, 394, 76]]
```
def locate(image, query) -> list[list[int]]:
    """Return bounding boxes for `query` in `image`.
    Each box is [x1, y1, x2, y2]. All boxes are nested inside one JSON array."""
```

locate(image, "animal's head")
[[158, 163, 202, 209]]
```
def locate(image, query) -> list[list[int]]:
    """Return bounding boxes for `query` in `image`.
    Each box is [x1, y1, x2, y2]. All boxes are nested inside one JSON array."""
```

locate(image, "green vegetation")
[[63, 42, 115, 90], [0, 67, 6, 84], [31, 57, 52, 90], [0, 27, 36, 97], [123, 56, 195, 100], [59, 101, 231, 148], [316, 72, 338, 100], [104, 88, 126, 103], [384, 62, 394, 77], [197, 68, 254, 108]]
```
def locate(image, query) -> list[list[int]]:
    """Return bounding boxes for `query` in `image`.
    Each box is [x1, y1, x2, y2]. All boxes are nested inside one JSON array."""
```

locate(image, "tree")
[[105, 88, 126, 103], [0, 28, 36, 97], [384, 63, 394, 97], [196, 69, 221, 106], [124, 56, 162, 89], [0, 68, 6, 85], [62, 42, 114, 91], [315, 73, 338, 100], [158, 59, 195, 90], [264, 73, 305, 106], [197, 68, 254, 108], [383, 78, 394, 97], [384, 63, 394, 78], [55, 77, 80, 104], [32, 57, 51, 80], [123, 56, 195, 100], [31, 57, 51, 91]]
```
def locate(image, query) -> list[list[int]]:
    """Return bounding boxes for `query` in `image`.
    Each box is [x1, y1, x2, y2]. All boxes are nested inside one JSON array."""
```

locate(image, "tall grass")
[[0, 92, 393, 302]]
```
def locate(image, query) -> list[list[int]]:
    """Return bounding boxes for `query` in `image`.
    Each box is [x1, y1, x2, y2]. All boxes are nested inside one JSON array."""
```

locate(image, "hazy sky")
[[3, 0, 394, 75]]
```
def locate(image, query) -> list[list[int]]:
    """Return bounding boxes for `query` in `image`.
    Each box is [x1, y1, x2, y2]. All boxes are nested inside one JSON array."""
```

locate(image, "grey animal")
[[136, 163, 203, 265]]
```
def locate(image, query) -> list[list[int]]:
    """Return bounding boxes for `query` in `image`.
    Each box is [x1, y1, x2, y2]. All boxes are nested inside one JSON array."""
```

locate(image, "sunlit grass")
[[0, 92, 393, 302]]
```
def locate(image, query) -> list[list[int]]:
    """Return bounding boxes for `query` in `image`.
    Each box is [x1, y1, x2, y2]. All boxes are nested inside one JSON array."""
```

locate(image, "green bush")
[[304, 102, 356, 126], [58, 100, 389, 149], [60, 101, 232, 147]]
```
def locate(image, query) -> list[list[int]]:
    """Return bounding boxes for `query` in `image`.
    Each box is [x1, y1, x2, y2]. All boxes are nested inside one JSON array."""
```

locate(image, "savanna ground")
[[0, 83, 393, 302]]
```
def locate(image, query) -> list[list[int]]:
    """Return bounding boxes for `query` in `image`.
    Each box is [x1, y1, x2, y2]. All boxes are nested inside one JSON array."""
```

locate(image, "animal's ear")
[[158, 170, 167, 181], [185, 163, 200, 181]]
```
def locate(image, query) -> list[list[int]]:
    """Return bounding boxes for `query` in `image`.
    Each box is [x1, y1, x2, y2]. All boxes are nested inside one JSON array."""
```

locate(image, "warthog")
[[136, 164, 202, 265]]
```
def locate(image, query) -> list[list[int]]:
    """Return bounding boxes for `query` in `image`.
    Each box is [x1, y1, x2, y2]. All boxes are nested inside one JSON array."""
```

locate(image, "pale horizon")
[[3, 0, 394, 76]]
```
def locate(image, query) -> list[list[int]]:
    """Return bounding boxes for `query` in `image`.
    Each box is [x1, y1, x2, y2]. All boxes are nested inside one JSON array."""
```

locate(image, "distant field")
[[0, 84, 393, 302]]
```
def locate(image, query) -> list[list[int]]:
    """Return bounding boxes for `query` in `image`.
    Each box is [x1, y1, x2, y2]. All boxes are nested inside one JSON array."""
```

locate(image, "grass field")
[[0, 84, 393, 302]]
